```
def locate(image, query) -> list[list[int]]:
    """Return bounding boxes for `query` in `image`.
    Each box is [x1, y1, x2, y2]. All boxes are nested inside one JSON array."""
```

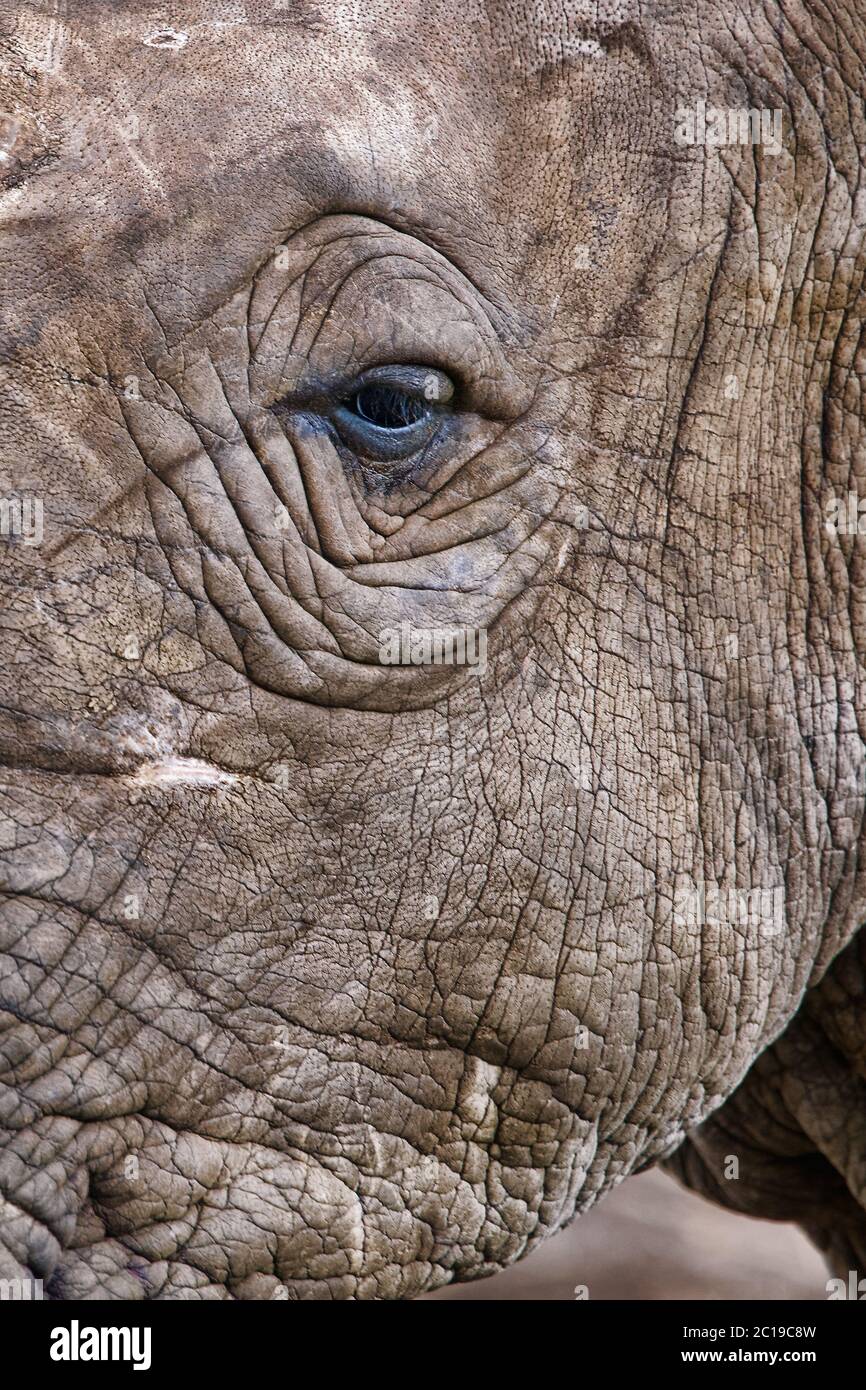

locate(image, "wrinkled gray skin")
[[0, 0, 864, 1300]]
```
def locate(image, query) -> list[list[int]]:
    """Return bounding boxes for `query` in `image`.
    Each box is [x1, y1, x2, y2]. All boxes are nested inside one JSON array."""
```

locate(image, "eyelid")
[[346, 364, 454, 406], [330, 403, 444, 463]]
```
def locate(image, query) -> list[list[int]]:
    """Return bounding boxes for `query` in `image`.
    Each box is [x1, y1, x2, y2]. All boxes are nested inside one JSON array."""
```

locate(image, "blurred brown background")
[[425, 1169, 828, 1300]]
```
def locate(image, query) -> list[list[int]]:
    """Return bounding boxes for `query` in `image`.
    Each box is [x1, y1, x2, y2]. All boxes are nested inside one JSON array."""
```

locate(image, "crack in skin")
[[1, 0, 866, 1298]]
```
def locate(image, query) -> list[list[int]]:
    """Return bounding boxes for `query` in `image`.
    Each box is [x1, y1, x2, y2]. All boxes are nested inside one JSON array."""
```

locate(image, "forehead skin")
[[3, 2, 672, 348]]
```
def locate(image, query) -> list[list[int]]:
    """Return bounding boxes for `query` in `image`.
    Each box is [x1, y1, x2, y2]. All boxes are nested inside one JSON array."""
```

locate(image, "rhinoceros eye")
[[330, 365, 454, 464]]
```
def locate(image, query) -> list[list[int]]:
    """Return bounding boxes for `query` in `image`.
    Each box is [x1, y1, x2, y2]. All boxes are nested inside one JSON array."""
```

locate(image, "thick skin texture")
[[0, 1, 864, 1299]]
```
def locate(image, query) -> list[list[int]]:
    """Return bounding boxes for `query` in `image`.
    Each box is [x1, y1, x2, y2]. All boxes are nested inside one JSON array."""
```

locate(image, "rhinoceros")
[[0, 0, 864, 1299]]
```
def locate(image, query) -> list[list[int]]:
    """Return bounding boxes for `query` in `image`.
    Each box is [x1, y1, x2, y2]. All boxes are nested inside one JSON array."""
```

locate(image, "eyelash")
[[344, 383, 431, 432]]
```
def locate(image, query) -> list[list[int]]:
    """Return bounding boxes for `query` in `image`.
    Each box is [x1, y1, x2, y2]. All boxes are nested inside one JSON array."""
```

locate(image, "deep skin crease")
[[0, 1, 865, 1298]]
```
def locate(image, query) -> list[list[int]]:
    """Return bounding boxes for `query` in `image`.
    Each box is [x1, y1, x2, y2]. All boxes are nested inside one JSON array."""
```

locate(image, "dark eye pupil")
[[351, 385, 427, 430]]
